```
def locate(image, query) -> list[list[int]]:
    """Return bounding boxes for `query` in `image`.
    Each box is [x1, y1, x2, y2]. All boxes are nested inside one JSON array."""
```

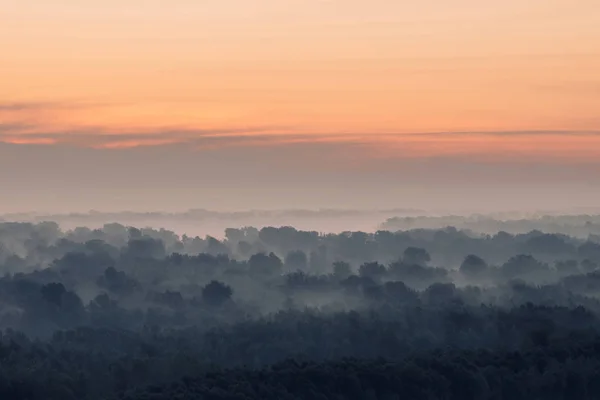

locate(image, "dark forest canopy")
[[2, 220, 600, 399]]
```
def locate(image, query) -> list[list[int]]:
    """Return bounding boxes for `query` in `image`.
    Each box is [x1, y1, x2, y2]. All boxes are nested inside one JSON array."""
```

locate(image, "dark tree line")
[[1, 220, 600, 399]]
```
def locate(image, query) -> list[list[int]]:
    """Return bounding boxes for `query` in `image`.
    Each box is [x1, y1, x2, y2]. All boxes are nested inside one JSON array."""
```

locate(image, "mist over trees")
[[2, 217, 600, 399], [382, 214, 600, 238]]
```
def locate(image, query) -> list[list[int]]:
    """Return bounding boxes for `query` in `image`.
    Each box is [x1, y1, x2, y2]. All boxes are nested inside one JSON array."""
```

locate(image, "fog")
[[3, 141, 600, 217], [3, 212, 600, 399], [1, 209, 423, 239], [5, 207, 600, 239], [2, 213, 600, 333]]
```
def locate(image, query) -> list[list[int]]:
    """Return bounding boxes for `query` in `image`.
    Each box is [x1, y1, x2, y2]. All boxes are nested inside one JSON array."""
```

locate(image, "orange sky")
[[1, 0, 599, 157]]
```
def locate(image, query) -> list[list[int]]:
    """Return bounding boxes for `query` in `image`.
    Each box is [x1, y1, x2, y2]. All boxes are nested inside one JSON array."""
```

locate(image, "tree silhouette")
[[202, 280, 233, 306]]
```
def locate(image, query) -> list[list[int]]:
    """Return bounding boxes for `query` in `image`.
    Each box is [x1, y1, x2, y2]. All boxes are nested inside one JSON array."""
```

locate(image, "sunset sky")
[[1, 1, 599, 213]]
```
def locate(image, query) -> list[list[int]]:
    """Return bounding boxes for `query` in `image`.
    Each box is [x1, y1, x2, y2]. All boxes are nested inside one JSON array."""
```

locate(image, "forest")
[[2, 219, 600, 399]]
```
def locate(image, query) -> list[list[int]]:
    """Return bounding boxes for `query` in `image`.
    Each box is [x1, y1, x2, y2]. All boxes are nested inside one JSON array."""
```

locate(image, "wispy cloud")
[[0, 102, 51, 112], [2, 99, 600, 162], [0, 100, 117, 113], [0, 128, 351, 149], [2, 125, 600, 165]]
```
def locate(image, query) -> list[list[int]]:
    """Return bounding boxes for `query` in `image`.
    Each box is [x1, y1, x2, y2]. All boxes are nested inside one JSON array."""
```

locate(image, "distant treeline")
[[382, 214, 600, 237]]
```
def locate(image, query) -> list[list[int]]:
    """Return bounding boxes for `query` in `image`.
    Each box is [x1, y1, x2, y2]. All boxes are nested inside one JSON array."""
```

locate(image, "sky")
[[1, 1, 600, 213]]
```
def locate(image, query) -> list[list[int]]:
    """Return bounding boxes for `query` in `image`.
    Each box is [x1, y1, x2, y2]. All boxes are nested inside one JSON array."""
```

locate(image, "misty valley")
[[4, 0, 598, 398], [2, 216, 600, 399]]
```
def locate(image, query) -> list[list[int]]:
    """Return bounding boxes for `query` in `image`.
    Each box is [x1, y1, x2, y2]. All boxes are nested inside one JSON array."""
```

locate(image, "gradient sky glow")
[[1, 1, 600, 213]]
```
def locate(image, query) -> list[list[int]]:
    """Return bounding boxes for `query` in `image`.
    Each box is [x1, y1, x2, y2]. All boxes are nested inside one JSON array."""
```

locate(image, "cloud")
[[0, 123, 294, 148], [3, 107, 600, 163], [2, 98, 599, 158], [0, 100, 116, 113], [2, 124, 600, 158], [0, 103, 50, 112], [1, 136, 58, 145]]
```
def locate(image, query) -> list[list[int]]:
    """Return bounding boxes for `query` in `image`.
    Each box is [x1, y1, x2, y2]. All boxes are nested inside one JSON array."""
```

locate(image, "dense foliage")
[[2, 220, 600, 399]]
